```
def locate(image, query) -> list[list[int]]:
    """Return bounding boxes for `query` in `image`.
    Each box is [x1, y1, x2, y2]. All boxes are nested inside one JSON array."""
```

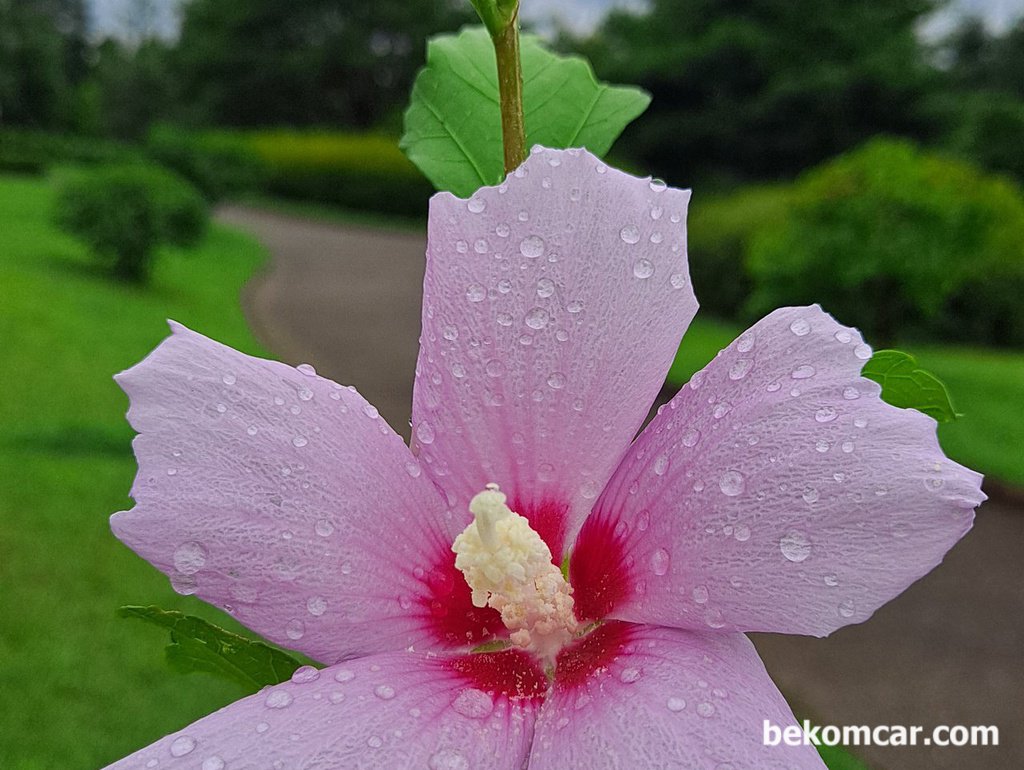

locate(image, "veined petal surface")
[[413, 146, 698, 557], [572, 306, 984, 636], [105, 649, 545, 769], [114, 324, 503, 663], [528, 622, 825, 769]]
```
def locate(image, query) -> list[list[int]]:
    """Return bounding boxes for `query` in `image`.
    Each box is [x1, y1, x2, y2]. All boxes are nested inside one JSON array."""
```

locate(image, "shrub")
[[687, 185, 792, 319], [946, 92, 1024, 183], [248, 130, 433, 216], [146, 124, 266, 200], [54, 164, 209, 282], [746, 138, 1024, 345], [0, 129, 141, 174]]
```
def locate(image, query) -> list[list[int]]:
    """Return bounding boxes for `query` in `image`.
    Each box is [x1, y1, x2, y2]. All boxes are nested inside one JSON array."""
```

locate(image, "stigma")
[[452, 484, 579, 661]]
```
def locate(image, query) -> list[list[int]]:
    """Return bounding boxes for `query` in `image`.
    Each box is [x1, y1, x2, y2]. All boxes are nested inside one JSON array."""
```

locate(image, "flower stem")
[[493, 14, 527, 174]]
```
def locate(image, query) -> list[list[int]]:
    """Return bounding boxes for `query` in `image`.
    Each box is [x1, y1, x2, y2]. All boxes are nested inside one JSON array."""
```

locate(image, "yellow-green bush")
[[248, 130, 433, 216], [746, 138, 1024, 345]]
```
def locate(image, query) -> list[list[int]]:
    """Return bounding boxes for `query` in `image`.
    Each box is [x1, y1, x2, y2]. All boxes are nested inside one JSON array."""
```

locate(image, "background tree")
[[173, 0, 473, 129], [575, 0, 940, 186]]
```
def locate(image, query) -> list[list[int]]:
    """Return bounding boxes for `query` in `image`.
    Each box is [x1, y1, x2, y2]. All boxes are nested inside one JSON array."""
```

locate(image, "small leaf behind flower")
[[401, 26, 651, 196], [119, 605, 304, 692], [862, 350, 959, 423]]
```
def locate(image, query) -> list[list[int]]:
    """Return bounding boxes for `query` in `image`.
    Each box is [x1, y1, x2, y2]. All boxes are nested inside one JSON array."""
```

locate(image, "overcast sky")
[[87, 0, 1024, 40]]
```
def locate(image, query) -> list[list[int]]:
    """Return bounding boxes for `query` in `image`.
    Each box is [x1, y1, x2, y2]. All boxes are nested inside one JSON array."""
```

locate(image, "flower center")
[[452, 484, 579, 662]]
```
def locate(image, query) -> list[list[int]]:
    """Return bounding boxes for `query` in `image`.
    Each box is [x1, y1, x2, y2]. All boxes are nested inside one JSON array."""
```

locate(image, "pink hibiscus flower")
[[107, 147, 984, 769]]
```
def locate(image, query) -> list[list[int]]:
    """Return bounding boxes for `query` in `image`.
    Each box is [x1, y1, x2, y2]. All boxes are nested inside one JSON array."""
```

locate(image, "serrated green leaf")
[[401, 25, 651, 197], [119, 605, 304, 692], [861, 349, 959, 423]]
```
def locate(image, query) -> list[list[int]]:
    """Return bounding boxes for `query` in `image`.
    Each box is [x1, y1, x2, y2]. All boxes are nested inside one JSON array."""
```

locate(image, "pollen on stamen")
[[452, 484, 578, 661]]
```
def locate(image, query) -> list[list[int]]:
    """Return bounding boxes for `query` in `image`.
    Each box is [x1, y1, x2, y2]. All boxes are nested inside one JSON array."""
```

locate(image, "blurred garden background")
[[1, 1, 1022, 768]]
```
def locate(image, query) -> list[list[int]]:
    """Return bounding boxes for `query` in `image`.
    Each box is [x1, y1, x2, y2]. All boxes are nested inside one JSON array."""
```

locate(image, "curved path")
[[220, 205, 1022, 770]]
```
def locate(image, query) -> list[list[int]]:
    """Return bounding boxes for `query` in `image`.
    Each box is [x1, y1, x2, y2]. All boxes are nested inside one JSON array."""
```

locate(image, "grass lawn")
[[667, 315, 1024, 487], [0, 173, 269, 768]]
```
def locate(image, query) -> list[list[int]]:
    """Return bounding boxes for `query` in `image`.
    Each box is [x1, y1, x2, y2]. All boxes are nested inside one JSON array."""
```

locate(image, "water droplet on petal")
[[719, 470, 745, 496], [415, 422, 435, 445], [334, 669, 355, 682], [651, 548, 671, 575], [536, 278, 555, 298], [292, 435, 308, 448], [729, 358, 753, 380], [815, 406, 838, 423], [619, 667, 642, 683], [306, 596, 327, 616], [780, 531, 812, 562], [696, 701, 716, 718], [467, 198, 486, 213], [734, 525, 751, 542], [633, 258, 654, 278], [669, 272, 687, 289], [839, 598, 856, 618], [736, 333, 755, 352], [201, 757, 225, 770], [520, 235, 545, 258], [547, 372, 566, 389], [297, 363, 317, 376], [525, 307, 549, 329], [682, 428, 701, 447], [653, 454, 670, 476], [667, 697, 686, 712], [173, 542, 207, 575], [854, 343, 872, 360], [265, 690, 293, 709], [222, 373, 236, 386], [791, 365, 816, 379], [169, 736, 196, 757], [466, 284, 487, 302], [285, 619, 305, 640], [367, 736, 383, 748], [789, 318, 811, 336], [375, 684, 396, 700], [291, 665, 320, 684], [429, 750, 470, 770], [452, 688, 493, 718], [692, 585, 709, 604], [824, 574, 839, 587], [802, 487, 820, 504]]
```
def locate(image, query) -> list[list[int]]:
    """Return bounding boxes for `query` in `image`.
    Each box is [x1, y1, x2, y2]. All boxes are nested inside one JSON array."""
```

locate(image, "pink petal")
[[105, 648, 546, 769], [412, 147, 698, 556], [572, 305, 984, 635], [528, 621, 825, 769], [113, 323, 503, 663]]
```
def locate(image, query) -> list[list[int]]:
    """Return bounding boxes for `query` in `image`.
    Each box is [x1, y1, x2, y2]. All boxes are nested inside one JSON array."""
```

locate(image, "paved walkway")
[[219, 205, 1022, 770]]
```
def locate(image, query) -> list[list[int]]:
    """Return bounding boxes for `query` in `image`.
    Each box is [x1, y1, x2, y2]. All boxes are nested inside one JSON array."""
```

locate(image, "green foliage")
[[147, 124, 266, 200], [119, 606, 304, 692], [174, 0, 473, 130], [54, 163, 208, 282], [579, 0, 938, 185], [251, 130, 434, 216], [687, 185, 791, 319], [862, 350, 959, 422], [0, 173, 269, 767], [945, 92, 1024, 181], [0, 128, 141, 174], [817, 743, 871, 770], [401, 26, 650, 196], [747, 138, 1024, 345]]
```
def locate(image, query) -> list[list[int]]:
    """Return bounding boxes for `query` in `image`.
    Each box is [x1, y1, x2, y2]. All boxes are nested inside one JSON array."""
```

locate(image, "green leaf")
[[817, 742, 871, 770], [119, 605, 304, 692], [401, 25, 651, 197], [861, 349, 959, 423]]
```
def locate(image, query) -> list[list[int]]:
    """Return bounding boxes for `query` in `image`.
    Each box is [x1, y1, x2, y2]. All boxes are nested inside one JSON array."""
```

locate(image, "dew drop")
[[780, 531, 812, 562], [201, 757, 225, 770], [669, 272, 687, 289], [375, 684, 396, 700], [466, 284, 487, 302], [314, 518, 334, 537], [334, 669, 355, 682], [525, 307, 549, 329], [222, 373, 236, 386], [292, 435, 308, 448], [651, 548, 671, 576], [567, 299, 584, 313], [306, 596, 327, 616], [265, 690, 293, 709], [173, 542, 207, 575], [839, 598, 856, 618], [467, 198, 486, 214], [734, 525, 751, 542], [536, 278, 556, 298], [696, 701, 716, 718], [297, 363, 317, 377], [415, 422, 435, 445], [791, 365, 816, 379], [452, 688, 493, 718], [728, 358, 753, 380], [802, 487, 820, 504], [824, 574, 839, 587], [169, 736, 196, 757], [736, 333, 755, 353], [247, 425, 259, 436], [789, 318, 811, 336], [495, 223, 510, 238], [682, 427, 701, 447], [719, 470, 745, 497], [632, 258, 654, 279], [653, 454, 670, 476], [842, 440, 855, 453], [367, 736, 383, 749], [843, 386, 860, 400], [815, 406, 838, 423], [667, 697, 686, 712], [519, 235, 545, 258], [620, 224, 641, 244], [619, 667, 642, 684], [692, 585, 709, 604], [291, 665, 320, 684], [546, 372, 566, 389], [429, 750, 470, 770], [835, 329, 853, 343], [854, 343, 872, 360], [285, 619, 305, 640]]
